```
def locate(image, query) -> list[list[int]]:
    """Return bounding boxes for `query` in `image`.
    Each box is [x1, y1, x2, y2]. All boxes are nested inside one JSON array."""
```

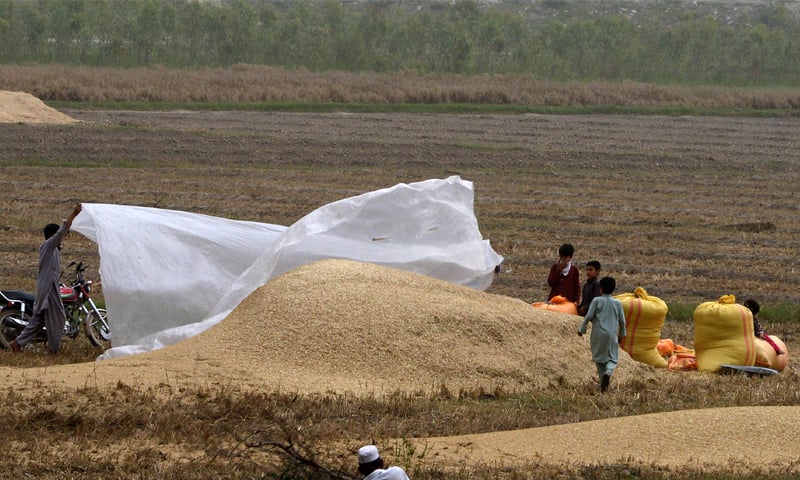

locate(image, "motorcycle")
[[0, 261, 111, 350]]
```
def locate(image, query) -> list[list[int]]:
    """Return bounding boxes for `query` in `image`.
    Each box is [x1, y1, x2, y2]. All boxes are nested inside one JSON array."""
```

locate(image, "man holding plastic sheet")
[[10, 204, 82, 354]]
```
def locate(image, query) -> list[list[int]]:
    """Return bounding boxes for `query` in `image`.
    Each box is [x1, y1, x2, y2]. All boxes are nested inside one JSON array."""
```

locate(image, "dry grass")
[[3, 361, 799, 479], [2, 65, 800, 109]]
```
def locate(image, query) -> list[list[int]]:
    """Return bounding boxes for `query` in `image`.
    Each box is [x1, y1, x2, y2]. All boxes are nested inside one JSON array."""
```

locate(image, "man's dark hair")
[[586, 260, 601, 270], [358, 458, 383, 476], [558, 243, 574, 257], [43, 223, 60, 239], [744, 299, 760, 315], [599, 276, 616, 294]]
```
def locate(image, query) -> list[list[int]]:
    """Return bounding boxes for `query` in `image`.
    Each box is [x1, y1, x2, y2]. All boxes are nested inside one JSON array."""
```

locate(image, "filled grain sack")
[[754, 335, 788, 372], [616, 287, 668, 368], [693, 295, 757, 372], [531, 295, 578, 315]]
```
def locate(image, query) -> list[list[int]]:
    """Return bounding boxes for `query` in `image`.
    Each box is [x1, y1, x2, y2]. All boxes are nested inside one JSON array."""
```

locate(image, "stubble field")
[[1, 107, 800, 479], [2, 109, 799, 307]]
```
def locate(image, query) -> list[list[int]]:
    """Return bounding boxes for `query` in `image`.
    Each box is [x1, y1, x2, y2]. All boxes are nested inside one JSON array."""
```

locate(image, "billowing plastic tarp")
[[71, 176, 503, 360]]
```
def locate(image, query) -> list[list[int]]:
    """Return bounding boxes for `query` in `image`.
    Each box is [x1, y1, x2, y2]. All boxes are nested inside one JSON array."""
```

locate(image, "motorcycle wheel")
[[84, 308, 110, 349], [0, 308, 27, 349]]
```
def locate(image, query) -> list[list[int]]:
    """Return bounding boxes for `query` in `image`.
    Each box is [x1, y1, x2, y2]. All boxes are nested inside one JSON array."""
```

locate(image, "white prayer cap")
[[358, 445, 380, 464]]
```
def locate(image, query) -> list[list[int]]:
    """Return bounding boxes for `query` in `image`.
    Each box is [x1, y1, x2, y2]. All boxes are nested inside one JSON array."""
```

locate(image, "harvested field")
[[2, 108, 799, 306], [1, 100, 799, 478]]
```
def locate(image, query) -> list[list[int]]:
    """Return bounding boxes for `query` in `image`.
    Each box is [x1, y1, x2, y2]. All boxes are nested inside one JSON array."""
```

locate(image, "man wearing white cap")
[[357, 445, 410, 480]]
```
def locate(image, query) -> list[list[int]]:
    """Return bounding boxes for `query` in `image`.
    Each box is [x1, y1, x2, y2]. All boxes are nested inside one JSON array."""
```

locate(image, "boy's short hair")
[[558, 243, 574, 257], [599, 276, 616, 294], [43, 223, 60, 239], [586, 260, 601, 270]]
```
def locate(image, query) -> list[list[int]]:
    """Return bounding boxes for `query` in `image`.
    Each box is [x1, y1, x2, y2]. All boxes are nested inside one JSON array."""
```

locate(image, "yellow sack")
[[615, 287, 668, 368], [693, 295, 757, 372]]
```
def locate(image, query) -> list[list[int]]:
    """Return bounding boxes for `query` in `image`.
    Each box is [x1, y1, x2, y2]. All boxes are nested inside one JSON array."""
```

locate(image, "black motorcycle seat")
[[1, 290, 35, 303]]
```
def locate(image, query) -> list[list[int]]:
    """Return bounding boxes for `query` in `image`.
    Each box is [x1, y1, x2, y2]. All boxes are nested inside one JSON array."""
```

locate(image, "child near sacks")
[[547, 243, 580, 303], [577, 260, 602, 316], [578, 276, 627, 392]]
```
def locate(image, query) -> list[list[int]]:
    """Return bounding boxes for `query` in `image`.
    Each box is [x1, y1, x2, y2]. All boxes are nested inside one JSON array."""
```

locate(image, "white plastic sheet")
[[71, 176, 503, 359]]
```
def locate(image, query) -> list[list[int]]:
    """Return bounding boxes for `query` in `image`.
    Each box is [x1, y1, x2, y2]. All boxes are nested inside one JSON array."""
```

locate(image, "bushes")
[[1, 1, 800, 85]]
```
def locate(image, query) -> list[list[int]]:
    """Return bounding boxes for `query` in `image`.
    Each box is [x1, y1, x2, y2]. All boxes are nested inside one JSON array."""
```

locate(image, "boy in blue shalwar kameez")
[[578, 276, 626, 392]]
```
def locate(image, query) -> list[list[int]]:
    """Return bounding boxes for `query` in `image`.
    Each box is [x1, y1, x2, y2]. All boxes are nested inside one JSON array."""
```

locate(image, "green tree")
[[0, 0, 18, 62], [2, 0, 800, 85], [173, 0, 215, 67], [271, 1, 333, 70], [130, 0, 161, 65], [207, 0, 259, 66], [353, 6, 393, 72], [18, 0, 48, 62], [48, 0, 88, 63]]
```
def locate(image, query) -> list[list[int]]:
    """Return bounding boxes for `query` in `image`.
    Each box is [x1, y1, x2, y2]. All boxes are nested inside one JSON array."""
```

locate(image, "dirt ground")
[[1, 95, 799, 475], [2, 258, 798, 474], [4, 258, 799, 474]]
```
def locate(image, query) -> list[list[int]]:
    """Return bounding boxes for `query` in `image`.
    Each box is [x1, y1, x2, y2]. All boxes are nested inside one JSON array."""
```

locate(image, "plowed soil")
[[2, 108, 800, 307]]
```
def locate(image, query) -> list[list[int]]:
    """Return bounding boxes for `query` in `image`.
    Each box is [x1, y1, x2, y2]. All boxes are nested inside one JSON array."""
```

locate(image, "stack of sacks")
[[531, 295, 577, 315], [755, 336, 789, 371], [693, 295, 757, 372], [616, 287, 668, 368]]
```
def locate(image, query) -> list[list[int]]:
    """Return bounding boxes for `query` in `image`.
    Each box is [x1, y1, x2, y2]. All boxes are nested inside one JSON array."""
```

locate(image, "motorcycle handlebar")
[[61, 261, 87, 280]]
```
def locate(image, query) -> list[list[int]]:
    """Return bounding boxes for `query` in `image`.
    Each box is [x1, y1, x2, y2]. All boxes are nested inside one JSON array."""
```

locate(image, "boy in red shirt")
[[547, 243, 580, 303]]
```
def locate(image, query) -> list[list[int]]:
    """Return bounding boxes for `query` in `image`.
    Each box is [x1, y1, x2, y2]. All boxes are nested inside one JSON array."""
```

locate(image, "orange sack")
[[616, 287, 668, 368], [667, 352, 698, 371], [755, 335, 788, 372], [657, 338, 676, 356], [658, 338, 694, 357], [693, 295, 757, 373], [532, 295, 578, 315]]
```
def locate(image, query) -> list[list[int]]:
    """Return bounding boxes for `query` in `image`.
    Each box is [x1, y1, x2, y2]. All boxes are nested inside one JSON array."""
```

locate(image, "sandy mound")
[[0, 90, 77, 124], [158, 258, 655, 395]]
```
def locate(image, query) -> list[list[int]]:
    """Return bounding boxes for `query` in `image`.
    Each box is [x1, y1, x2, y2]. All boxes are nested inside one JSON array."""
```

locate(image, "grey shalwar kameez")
[[15, 220, 70, 353], [578, 294, 627, 382]]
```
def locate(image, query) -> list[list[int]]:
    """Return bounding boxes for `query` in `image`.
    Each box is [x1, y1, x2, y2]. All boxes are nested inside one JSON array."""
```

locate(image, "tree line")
[[1, 0, 799, 86]]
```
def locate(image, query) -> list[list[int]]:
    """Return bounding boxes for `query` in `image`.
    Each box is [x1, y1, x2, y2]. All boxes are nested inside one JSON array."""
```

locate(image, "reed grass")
[[2, 65, 800, 114]]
